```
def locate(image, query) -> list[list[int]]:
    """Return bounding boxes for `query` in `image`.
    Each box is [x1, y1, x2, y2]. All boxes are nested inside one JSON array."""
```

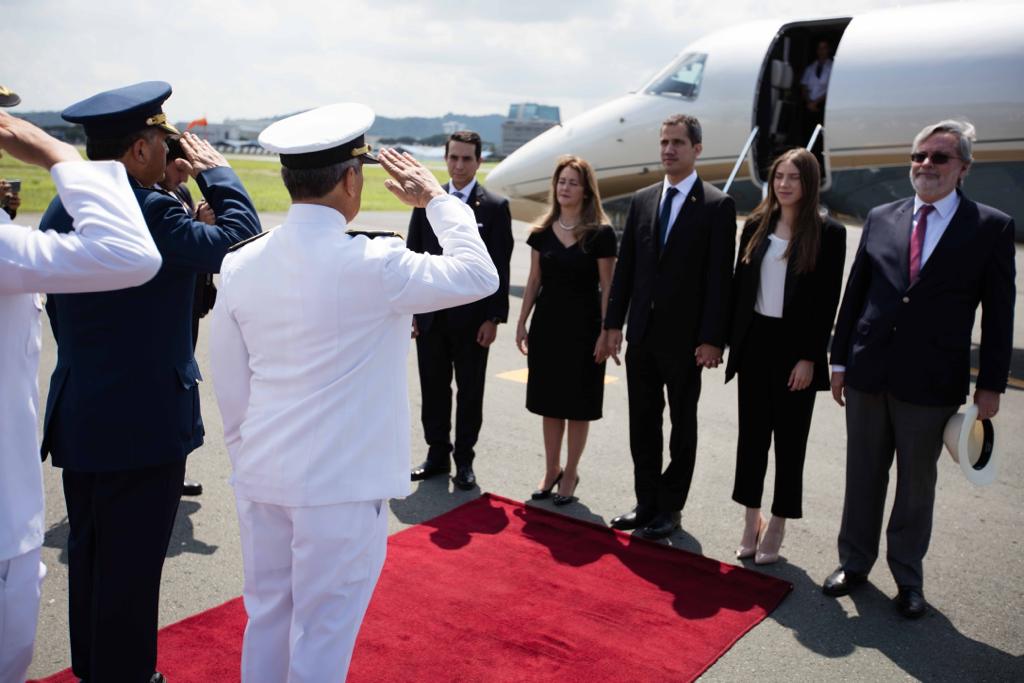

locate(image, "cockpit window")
[[642, 52, 707, 99]]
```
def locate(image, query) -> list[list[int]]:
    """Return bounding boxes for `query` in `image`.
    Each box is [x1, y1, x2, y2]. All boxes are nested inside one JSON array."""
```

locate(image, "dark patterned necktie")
[[659, 187, 679, 246]]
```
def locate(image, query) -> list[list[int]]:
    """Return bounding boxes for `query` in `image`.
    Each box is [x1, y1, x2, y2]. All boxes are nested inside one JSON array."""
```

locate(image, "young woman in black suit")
[[725, 148, 846, 564]]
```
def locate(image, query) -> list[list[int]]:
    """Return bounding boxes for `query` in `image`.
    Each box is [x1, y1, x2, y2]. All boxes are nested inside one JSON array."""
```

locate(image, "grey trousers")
[[838, 388, 958, 589]]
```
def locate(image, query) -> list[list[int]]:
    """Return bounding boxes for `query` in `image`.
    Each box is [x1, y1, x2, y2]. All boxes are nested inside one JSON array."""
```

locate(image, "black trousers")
[[415, 313, 490, 467], [63, 459, 186, 682], [732, 313, 817, 518], [624, 337, 702, 515]]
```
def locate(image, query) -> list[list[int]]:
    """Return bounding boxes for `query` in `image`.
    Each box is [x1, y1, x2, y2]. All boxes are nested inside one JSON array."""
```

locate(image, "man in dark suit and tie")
[[604, 114, 736, 539], [40, 82, 261, 682], [407, 131, 513, 490], [823, 120, 1015, 618]]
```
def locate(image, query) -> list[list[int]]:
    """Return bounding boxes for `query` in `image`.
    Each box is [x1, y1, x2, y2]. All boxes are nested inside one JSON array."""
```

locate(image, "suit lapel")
[[891, 198, 915, 292]]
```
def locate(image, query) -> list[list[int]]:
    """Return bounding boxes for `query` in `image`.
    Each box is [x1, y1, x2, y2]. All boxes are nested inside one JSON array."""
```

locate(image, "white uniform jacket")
[[211, 195, 499, 507], [0, 161, 161, 561]]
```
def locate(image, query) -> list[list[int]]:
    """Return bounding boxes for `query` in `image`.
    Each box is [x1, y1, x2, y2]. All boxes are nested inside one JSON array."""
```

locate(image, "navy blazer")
[[831, 192, 1015, 406], [604, 179, 736, 352], [406, 182, 513, 332], [725, 216, 847, 390], [41, 166, 261, 471]]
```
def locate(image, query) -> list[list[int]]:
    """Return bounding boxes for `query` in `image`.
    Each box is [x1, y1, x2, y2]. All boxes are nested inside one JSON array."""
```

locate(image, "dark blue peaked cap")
[[62, 81, 180, 139]]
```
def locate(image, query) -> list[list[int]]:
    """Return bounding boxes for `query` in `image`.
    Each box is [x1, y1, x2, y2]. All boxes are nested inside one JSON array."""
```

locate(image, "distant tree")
[[378, 136, 417, 145]]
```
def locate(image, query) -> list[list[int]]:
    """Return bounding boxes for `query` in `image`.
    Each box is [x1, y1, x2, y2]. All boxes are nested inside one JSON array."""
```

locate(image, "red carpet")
[[34, 493, 790, 682]]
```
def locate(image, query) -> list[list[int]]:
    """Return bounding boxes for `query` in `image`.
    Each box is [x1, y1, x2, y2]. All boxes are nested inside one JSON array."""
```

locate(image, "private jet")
[[486, 2, 1024, 238]]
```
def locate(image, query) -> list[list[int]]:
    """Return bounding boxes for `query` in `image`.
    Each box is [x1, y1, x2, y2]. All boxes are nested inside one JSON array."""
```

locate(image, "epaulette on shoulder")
[[348, 229, 403, 240], [227, 229, 273, 253]]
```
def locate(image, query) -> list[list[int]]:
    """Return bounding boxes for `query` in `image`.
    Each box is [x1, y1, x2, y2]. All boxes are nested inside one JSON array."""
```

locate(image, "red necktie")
[[909, 204, 933, 283]]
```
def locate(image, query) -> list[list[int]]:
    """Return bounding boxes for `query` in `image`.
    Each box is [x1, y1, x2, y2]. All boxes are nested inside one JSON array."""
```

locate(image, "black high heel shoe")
[[552, 476, 580, 506], [531, 470, 564, 500]]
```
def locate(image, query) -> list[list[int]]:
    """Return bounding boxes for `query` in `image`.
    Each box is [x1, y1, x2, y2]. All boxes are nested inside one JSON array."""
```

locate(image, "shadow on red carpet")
[[33, 493, 791, 682]]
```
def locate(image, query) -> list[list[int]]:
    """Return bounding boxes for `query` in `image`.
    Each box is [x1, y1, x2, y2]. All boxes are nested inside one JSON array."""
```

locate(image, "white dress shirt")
[[659, 170, 699, 241], [0, 161, 160, 561], [801, 59, 833, 101], [755, 234, 788, 318], [211, 194, 499, 507], [914, 189, 960, 266]]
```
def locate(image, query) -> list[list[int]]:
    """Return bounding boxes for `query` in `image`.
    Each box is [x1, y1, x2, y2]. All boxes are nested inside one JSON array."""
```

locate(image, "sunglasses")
[[910, 151, 958, 165]]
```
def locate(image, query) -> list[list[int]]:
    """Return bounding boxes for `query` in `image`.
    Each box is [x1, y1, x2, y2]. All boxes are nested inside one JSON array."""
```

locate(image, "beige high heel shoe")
[[736, 512, 765, 560], [755, 520, 786, 565]]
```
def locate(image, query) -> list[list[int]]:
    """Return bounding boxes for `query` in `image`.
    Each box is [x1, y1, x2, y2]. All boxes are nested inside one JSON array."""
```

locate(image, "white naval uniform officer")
[[210, 103, 499, 683], [0, 107, 160, 682]]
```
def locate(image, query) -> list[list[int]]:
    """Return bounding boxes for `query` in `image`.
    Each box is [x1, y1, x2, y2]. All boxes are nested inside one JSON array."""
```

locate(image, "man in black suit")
[[407, 131, 513, 490], [604, 114, 736, 539], [823, 120, 1015, 618]]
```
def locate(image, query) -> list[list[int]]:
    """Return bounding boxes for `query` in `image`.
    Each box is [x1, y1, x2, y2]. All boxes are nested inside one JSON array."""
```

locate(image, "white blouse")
[[754, 234, 788, 318]]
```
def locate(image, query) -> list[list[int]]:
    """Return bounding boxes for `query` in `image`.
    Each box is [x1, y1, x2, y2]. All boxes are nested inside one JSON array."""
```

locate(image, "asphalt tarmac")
[[26, 211, 1024, 681]]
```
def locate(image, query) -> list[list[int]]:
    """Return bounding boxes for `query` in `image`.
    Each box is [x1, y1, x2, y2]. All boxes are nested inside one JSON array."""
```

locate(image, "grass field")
[[0, 152, 495, 214]]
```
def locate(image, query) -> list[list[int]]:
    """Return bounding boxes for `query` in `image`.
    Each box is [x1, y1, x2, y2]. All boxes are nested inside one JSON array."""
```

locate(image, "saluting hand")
[[180, 132, 229, 177], [0, 110, 81, 168], [379, 148, 445, 208]]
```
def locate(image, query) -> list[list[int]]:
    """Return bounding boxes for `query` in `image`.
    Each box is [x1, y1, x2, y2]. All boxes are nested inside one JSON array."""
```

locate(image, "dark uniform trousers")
[[839, 387, 957, 589], [416, 309, 489, 467], [624, 317, 702, 515], [733, 313, 817, 519], [62, 459, 186, 682]]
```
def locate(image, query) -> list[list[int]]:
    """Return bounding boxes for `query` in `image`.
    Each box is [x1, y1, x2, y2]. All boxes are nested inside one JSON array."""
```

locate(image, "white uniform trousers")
[[235, 497, 388, 683], [0, 546, 45, 683]]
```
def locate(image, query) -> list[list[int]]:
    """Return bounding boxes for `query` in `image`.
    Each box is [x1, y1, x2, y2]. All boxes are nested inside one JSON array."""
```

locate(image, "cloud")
[[3, 0, 936, 122]]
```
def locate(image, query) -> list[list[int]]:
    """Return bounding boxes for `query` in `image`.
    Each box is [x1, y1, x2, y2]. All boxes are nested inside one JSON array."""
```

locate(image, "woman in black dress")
[[725, 148, 846, 564], [516, 156, 617, 506]]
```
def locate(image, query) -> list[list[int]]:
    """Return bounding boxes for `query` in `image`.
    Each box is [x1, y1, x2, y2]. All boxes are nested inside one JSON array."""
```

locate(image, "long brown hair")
[[532, 155, 609, 249], [742, 148, 822, 274]]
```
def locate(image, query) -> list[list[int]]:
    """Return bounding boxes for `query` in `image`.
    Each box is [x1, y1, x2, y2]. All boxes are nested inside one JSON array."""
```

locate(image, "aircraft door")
[[751, 18, 851, 188]]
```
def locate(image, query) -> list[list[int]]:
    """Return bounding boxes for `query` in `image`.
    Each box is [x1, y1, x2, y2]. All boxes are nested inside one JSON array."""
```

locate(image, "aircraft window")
[[643, 53, 707, 99]]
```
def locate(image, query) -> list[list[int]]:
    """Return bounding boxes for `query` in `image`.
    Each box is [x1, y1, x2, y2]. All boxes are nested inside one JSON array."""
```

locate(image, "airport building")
[[500, 103, 560, 156]]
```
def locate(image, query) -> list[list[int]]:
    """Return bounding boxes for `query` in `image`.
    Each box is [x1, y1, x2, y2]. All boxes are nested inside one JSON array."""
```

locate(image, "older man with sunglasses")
[[823, 120, 1015, 618]]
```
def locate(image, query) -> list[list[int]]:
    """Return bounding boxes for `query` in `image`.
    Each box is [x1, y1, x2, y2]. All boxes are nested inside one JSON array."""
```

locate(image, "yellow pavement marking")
[[496, 368, 620, 385]]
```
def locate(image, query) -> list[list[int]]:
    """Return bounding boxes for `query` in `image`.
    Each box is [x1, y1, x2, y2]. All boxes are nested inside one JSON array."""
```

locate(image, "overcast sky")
[[4, 0, 945, 123]]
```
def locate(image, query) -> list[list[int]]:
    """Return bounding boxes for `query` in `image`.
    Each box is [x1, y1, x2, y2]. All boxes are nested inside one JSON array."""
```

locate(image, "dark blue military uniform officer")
[[39, 81, 261, 683]]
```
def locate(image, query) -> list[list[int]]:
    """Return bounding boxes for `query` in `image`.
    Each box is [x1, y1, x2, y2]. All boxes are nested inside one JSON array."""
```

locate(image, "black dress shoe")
[[452, 465, 477, 490], [182, 478, 203, 496], [821, 567, 868, 597], [638, 511, 681, 540], [894, 586, 927, 619], [609, 507, 655, 531], [150, 673, 167, 683], [531, 470, 563, 500], [411, 460, 450, 481]]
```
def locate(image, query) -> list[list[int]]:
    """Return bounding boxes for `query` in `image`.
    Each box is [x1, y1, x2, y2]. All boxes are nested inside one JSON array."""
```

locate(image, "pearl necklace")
[[557, 217, 580, 231]]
